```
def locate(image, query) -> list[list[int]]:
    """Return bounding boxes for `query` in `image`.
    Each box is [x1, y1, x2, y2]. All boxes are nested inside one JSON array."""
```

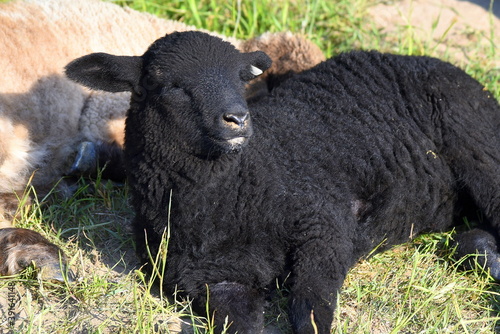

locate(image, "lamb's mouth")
[[210, 135, 249, 152], [210, 134, 249, 145], [227, 136, 247, 146]]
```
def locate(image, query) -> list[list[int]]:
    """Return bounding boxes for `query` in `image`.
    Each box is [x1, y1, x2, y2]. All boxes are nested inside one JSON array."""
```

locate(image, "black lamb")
[[65, 31, 500, 334]]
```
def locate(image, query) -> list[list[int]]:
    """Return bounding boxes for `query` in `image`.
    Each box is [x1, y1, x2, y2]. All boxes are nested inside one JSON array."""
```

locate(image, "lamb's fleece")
[[0, 0, 325, 226]]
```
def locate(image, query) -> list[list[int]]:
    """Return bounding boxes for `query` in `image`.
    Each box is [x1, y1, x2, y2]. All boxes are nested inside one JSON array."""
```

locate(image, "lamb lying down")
[[0, 0, 324, 281], [66, 31, 500, 334]]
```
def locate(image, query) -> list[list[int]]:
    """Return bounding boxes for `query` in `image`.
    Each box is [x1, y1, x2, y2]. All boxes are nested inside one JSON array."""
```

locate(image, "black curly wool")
[[65, 31, 500, 334]]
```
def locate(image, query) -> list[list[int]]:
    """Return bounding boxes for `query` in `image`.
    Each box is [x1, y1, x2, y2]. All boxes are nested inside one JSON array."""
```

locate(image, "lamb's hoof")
[[454, 228, 500, 281], [488, 260, 500, 281], [38, 261, 75, 283], [69, 141, 97, 175], [68, 141, 126, 182], [0, 228, 73, 282]]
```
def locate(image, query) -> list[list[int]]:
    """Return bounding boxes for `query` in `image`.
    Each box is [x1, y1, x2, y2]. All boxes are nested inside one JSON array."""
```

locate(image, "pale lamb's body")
[[0, 0, 201, 224]]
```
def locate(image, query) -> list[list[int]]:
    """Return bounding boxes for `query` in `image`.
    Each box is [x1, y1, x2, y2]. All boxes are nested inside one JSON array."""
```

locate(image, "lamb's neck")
[[165, 150, 243, 188]]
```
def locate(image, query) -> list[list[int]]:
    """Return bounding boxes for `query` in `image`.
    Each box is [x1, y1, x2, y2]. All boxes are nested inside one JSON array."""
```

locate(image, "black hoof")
[[69, 141, 97, 176], [68, 141, 126, 182], [454, 228, 500, 280]]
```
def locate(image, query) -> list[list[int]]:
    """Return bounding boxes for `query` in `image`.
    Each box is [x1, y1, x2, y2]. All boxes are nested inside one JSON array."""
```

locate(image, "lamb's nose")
[[223, 112, 249, 127]]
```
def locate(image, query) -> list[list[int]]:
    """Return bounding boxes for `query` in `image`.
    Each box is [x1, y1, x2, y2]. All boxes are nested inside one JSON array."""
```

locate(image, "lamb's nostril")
[[223, 112, 249, 126]]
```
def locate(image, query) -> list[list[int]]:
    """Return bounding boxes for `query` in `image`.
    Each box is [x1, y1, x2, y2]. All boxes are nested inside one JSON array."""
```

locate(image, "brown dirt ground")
[[369, 0, 499, 66]]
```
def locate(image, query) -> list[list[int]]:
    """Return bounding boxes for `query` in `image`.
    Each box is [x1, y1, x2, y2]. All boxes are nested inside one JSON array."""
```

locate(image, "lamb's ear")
[[65, 53, 142, 93], [241, 51, 272, 80]]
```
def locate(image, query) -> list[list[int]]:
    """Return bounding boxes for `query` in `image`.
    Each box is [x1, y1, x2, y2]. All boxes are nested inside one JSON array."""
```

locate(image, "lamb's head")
[[65, 31, 272, 157]]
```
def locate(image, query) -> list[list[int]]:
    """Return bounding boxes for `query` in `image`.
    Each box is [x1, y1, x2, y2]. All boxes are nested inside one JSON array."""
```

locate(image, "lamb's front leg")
[[199, 282, 265, 334], [288, 221, 354, 334]]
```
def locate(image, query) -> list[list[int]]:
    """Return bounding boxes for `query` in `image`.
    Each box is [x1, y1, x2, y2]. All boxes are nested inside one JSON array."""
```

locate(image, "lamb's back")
[[250, 51, 488, 253]]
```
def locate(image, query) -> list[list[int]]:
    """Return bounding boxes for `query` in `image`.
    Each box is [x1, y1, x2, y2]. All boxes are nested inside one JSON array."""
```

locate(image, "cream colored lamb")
[[1, 0, 203, 225]]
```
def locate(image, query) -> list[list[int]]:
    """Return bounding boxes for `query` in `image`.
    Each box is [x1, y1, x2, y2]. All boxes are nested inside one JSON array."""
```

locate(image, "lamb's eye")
[[173, 86, 189, 97], [162, 84, 186, 95], [162, 85, 190, 105]]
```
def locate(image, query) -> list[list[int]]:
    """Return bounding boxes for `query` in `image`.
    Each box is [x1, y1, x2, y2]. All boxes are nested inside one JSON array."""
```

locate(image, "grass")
[[2, 0, 500, 333], [114, 0, 371, 57]]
